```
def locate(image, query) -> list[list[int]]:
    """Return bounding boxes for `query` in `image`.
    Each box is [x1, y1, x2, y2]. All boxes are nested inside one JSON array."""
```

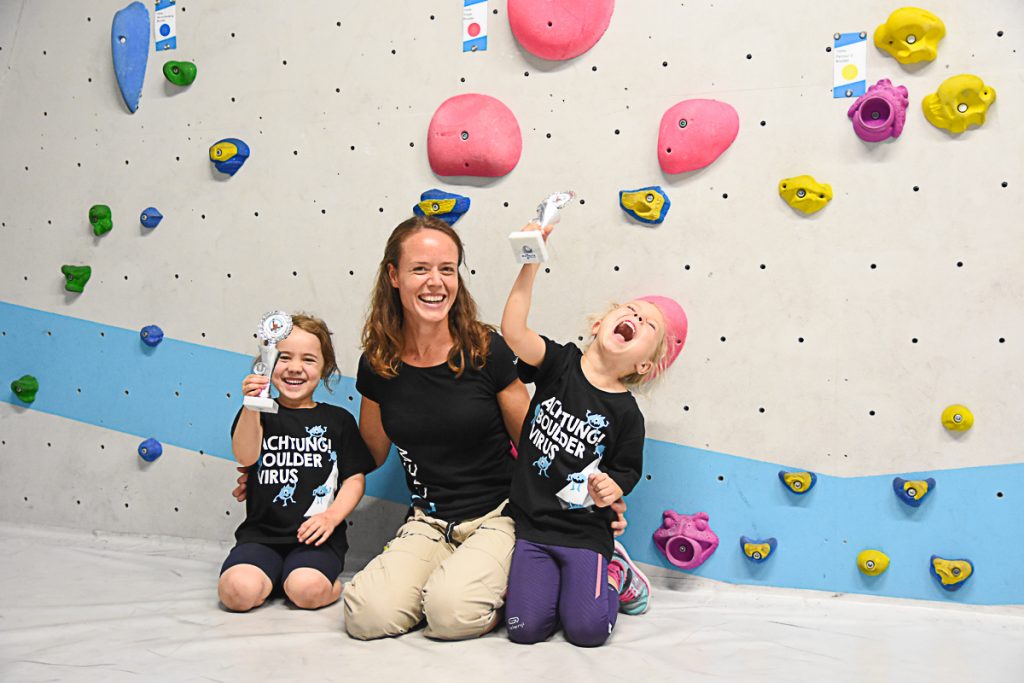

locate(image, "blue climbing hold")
[[413, 189, 471, 225], [619, 186, 671, 224], [138, 438, 163, 462], [111, 2, 150, 113], [140, 325, 164, 347], [140, 207, 163, 229], [209, 138, 251, 176], [893, 477, 936, 507], [740, 536, 777, 563]]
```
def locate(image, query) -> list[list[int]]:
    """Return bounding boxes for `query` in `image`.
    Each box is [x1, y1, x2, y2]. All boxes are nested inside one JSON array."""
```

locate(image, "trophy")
[[508, 190, 575, 264], [243, 310, 294, 414]]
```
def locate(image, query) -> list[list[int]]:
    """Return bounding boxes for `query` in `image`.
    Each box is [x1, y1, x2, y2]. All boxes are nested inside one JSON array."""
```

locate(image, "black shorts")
[[220, 542, 343, 590]]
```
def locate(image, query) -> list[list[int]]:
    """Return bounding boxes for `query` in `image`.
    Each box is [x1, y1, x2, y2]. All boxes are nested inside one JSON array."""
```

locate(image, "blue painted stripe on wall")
[[2, 301, 1021, 604]]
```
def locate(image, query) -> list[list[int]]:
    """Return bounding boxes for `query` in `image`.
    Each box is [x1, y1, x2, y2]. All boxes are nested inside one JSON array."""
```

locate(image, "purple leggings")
[[505, 539, 619, 647]]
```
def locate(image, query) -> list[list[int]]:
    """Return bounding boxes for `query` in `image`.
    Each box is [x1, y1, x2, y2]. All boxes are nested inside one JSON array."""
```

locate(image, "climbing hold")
[[874, 7, 945, 64], [893, 477, 936, 507], [740, 536, 777, 563], [111, 1, 150, 113], [140, 207, 163, 229], [507, 0, 614, 61], [657, 99, 739, 174], [89, 205, 113, 236], [652, 510, 719, 570], [922, 75, 996, 134], [162, 60, 197, 86], [778, 176, 833, 215], [427, 94, 522, 177], [930, 555, 974, 591], [412, 189, 471, 225], [140, 325, 164, 347], [138, 438, 163, 462], [779, 470, 817, 494], [857, 549, 890, 576], [848, 79, 909, 142], [619, 186, 671, 225], [209, 138, 250, 176], [10, 375, 39, 404], [942, 404, 974, 431], [61, 265, 92, 293]]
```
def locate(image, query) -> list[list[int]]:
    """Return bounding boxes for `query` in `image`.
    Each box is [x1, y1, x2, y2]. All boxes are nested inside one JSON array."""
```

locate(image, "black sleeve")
[[602, 409, 645, 498], [516, 336, 575, 389], [486, 332, 519, 391], [336, 408, 377, 479], [355, 354, 382, 403]]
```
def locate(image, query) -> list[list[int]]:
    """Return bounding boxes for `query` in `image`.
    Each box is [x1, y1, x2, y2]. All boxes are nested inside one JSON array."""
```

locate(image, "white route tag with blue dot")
[[154, 0, 177, 51]]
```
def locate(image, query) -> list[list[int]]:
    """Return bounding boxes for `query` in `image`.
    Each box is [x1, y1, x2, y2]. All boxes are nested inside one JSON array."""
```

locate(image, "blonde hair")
[[362, 216, 493, 379], [585, 302, 669, 390]]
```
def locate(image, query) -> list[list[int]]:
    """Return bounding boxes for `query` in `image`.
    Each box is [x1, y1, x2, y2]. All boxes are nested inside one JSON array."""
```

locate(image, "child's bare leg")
[[283, 568, 342, 609], [218, 565, 273, 612]]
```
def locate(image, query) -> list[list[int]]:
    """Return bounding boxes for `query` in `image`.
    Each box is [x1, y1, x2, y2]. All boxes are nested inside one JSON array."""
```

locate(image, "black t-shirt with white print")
[[230, 402, 375, 561], [506, 337, 645, 559], [356, 331, 519, 524]]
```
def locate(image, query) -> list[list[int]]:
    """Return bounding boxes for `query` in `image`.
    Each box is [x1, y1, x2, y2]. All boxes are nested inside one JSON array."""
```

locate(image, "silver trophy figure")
[[243, 311, 294, 414], [508, 190, 575, 264]]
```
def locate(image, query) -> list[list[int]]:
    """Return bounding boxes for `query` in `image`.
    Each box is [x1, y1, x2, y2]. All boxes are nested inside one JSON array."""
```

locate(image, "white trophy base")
[[509, 230, 549, 264], [243, 396, 279, 414]]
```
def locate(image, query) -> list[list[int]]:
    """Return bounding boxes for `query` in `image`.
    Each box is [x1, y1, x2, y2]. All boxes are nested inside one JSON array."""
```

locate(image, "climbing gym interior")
[[1, 1, 1021, 680]]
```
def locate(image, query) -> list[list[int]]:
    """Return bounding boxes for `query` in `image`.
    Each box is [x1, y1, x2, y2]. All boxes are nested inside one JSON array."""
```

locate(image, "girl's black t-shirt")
[[230, 402, 375, 560], [356, 331, 519, 524], [505, 337, 645, 559]]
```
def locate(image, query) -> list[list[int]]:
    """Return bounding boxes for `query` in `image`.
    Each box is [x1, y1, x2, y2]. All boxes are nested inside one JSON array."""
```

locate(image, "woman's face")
[[388, 229, 460, 326]]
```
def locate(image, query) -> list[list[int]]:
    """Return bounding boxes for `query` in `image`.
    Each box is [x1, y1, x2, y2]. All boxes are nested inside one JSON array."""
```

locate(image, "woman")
[[234, 215, 625, 639]]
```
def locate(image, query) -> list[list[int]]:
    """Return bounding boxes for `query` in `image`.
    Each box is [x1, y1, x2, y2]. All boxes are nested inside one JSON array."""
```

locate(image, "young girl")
[[501, 223, 688, 647], [218, 313, 376, 612]]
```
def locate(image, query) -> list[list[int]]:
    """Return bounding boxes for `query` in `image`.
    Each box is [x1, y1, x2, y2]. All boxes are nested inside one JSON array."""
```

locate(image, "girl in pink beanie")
[[500, 220, 687, 647]]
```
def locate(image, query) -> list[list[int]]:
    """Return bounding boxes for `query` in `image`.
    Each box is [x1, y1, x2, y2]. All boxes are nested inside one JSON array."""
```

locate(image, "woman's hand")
[[610, 498, 628, 537], [297, 512, 341, 546], [232, 466, 248, 502]]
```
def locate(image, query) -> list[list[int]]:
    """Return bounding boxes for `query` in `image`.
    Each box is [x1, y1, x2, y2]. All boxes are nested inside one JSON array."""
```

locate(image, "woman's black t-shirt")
[[356, 331, 519, 524], [230, 402, 375, 561]]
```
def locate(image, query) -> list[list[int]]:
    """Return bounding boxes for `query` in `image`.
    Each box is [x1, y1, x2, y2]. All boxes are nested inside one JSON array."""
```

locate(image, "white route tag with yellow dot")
[[833, 32, 867, 98]]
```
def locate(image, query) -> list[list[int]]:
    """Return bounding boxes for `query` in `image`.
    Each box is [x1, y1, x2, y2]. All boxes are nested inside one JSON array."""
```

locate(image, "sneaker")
[[611, 540, 651, 615]]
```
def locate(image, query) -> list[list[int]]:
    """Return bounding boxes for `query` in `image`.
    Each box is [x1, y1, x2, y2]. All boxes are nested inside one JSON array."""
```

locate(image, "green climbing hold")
[[61, 265, 92, 293], [11, 375, 39, 404], [89, 204, 112, 236], [163, 60, 197, 86]]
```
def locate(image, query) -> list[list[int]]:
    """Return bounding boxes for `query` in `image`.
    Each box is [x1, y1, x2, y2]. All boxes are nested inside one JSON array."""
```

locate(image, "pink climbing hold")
[[653, 510, 719, 570], [657, 99, 740, 174], [508, 0, 615, 61], [847, 78, 909, 143], [427, 94, 522, 178]]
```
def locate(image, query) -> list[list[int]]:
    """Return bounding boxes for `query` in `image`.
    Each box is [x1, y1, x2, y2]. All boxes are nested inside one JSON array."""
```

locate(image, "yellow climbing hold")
[[874, 7, 946, 64], [778, 176, 832, 215], [922, 75, 996, 134], [942, 404, 973, 431]]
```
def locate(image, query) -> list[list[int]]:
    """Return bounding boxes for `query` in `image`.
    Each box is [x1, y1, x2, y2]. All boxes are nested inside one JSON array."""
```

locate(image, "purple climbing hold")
[[847, 79, 909, 143]]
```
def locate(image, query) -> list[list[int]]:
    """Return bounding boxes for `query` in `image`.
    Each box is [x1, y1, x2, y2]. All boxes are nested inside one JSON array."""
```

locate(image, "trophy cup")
[[508, 190, 575, 264], [243, 310, 294, 414]]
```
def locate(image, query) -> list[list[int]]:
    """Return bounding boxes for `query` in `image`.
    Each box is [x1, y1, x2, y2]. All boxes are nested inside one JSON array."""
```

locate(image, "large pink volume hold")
[[508, 0, 615, 61], [657, 99, 740, 174], [427, 94, 523, 178]]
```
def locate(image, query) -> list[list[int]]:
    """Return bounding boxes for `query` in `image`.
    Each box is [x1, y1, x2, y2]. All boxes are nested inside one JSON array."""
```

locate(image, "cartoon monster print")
[[585, 411, 609, 430], [311, 484, 330, 499], [531, 405, 543, 427], [306, 425, 327, 438], [595, 444, 605, 458], [566, 471, 588, 492], [533, 454, 552, 477], [273, 482, 297, 507]]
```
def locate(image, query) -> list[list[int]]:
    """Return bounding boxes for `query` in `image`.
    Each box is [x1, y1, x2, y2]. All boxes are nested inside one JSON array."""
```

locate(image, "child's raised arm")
[[231, 374, 268, 466], [501, 223, 549, 367]]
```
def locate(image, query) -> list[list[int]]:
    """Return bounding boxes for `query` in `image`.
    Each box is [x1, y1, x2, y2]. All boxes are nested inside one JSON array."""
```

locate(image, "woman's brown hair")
[[362, 216, 492, 379]]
